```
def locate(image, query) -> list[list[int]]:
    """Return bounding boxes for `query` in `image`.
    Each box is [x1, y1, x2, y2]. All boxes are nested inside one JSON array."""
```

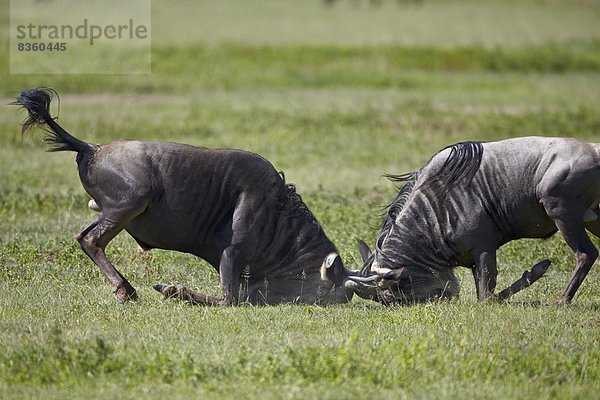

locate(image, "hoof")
[[556, 296, 571, 306], [114, 284, 138, 303], [531, 259, 551, 277], [218, 297, 238, 306]]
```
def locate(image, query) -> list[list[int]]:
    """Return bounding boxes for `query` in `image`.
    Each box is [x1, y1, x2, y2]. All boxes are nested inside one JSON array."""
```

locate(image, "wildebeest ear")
[[355, 237, 372, 262]]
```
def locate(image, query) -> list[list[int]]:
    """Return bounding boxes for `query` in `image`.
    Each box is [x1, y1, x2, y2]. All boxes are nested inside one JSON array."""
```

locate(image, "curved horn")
[[346, 274, 381, 283], [344, 278, 380, 301], [88, 199, 101, 212], [320, 253, 341, 282], [320, 252, 355, 286], [355, 237, 372, 263]]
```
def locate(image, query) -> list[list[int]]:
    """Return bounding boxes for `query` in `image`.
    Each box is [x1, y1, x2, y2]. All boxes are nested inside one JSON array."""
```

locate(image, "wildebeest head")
[[355, 227, 460, 305], [354, 171, 461, 305]]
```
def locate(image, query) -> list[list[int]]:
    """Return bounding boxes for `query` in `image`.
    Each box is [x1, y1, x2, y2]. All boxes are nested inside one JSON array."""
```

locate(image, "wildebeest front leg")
[[219, 246, 246, 305], [471, 267, 480, 299], [218, 194, 263, 305], [76, 216, 137, 303], [153, 284, 222, 306], [473, 250, 498, 301], [497, 259, 551, 301], [153, 248, 244, 306]]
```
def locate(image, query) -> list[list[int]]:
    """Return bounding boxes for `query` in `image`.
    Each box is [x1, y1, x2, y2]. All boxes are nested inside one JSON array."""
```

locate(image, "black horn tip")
[[153, 283, 169, 293], [534, 259, 551, 270]]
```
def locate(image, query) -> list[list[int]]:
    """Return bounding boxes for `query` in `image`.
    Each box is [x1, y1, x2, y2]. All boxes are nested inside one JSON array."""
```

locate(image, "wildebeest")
[[14, 87, 366, 305], [355, 138, 600, 304]]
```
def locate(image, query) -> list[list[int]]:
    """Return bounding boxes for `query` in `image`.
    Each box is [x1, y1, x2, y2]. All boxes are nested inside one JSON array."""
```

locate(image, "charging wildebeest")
[[14, 87, 368, 305], [354, 138, 600, 305]]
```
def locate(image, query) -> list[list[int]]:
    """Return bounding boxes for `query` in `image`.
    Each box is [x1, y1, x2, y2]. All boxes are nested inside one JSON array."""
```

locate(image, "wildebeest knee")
[[75, 232, 85, 244], [79, 234, 101, 255], [575, 246, 598, 270], [75, 230, 95, 247]]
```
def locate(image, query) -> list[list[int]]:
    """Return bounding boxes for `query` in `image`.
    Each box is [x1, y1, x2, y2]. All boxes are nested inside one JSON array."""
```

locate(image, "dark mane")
[[278, 171, 322, 232], [284, 183, 321, 229], [381, 141, 483, 229], [357, 172, 418, 276], [382, 172, 418, 230], [426, 141, 484, 195]]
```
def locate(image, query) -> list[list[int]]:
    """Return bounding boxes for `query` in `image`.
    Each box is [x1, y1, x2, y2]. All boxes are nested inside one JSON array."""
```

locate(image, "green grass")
[[2, 0, 600, 399], [4, 41, 600, 93]]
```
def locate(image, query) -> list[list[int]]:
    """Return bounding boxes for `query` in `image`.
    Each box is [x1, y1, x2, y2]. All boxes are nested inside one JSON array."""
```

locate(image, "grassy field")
[[2, 0, 600, 399]]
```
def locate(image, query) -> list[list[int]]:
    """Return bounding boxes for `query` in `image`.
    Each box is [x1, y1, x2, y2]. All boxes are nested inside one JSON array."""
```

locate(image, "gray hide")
[[360, 137, 600, 304], [15, 88, 360, 305]]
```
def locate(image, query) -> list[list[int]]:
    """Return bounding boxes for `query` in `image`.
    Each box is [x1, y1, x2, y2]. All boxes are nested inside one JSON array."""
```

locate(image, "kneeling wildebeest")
[[14, 87, 366, 305], [354, 138, 600, 305]]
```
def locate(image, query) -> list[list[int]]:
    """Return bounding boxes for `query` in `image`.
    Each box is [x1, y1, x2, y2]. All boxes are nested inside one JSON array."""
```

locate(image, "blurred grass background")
[[1, 1, 600, 399]]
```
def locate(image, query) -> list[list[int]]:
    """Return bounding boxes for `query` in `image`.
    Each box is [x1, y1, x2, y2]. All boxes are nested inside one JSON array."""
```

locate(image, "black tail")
[[14, 87, 93, 153]]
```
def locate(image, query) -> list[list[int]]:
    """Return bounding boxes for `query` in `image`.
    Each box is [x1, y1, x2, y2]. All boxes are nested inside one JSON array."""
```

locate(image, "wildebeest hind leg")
[[545, 206, 599, 304], [77, 213, 139, 303]]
